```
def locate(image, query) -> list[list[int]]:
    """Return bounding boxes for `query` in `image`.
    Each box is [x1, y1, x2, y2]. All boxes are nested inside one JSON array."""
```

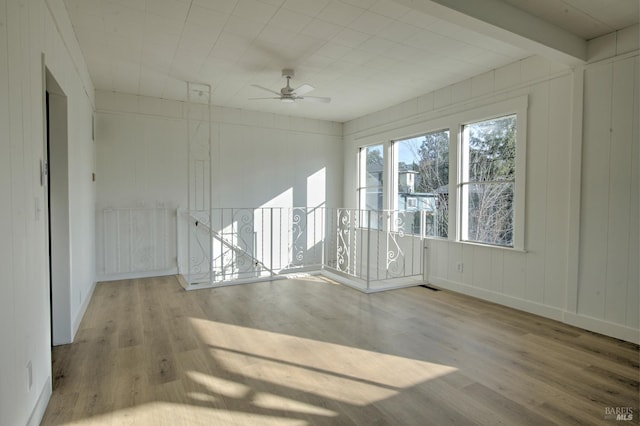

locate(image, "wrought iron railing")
[[178, 207, 428, 292]]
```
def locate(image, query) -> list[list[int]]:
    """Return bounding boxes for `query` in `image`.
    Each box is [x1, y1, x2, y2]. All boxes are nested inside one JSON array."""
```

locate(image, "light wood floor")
[[42, 275, 639, 425]]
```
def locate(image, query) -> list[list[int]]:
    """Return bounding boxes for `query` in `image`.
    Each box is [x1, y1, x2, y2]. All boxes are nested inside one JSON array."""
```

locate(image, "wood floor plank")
[[41, 276, 639, 425], [463, 382, 553, 425], [116, 279, 144, 348]]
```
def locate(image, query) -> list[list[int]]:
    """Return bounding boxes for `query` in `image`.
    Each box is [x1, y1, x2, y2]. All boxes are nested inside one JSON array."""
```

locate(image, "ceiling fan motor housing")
[[281, 69, 295, 96], [249, 69, 330, 104], [281, 69, 295, 79]]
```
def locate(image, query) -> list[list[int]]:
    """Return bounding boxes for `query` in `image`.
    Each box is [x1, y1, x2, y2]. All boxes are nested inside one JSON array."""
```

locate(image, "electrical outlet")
[[456, 262, 464, 273], [26, 361, 32, 391]]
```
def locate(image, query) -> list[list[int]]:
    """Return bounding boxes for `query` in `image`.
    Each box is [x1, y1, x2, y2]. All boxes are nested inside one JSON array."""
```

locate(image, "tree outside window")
[[393, 130, 449, 237], [460, 115, 516, 246]]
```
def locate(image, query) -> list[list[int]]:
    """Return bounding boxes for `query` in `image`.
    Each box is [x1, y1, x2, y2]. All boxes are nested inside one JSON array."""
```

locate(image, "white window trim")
[[455, 97, 528, 251], [357, 144, 386, 229]]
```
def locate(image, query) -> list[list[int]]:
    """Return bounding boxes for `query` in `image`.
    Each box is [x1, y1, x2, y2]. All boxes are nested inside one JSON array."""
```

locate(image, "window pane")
[[461, 114, 517, 246], [466, 115, 516, 182], [465, 182, 514, 246], [396, 210, 420, 235], [365, 145, 384, 187], [394, 130, 449, 237], [365, 188, 383, 211], [358, 144, 385, 230]]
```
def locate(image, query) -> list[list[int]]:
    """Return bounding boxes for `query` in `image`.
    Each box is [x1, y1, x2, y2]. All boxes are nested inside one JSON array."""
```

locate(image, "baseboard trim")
[[97, 268, 178, 282], [179, 271, 324, 291], [27, 376, 51, 426], [320, 270, 370, 293], [176, 268, 418, 295], [320, 270, 421, 294], [72, 280, 96, 341], [429, 277, 565, 320], [429, 276, 640, 344], [563, 312, 640, 344]]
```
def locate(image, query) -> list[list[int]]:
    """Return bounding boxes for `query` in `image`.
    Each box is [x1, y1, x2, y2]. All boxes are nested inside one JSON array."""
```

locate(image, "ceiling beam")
[[394, 0, 588, 65]]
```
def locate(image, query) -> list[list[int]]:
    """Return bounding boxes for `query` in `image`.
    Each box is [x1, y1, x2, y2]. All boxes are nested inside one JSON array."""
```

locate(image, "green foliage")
[[467, 115, 516, 182], [417, 130, 449, 193]]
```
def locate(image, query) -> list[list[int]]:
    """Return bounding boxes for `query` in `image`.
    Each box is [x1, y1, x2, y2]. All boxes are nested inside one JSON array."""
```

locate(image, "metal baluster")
[[269, 208, 274, 275], [366, 210, 371, 290]]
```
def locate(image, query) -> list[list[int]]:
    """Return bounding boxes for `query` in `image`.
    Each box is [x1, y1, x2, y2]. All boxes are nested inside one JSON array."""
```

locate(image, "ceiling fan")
[[249, 69, 331, 104]]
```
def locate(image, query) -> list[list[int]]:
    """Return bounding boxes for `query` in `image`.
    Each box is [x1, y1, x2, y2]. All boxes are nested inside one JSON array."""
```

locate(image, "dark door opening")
[[45, 67, 71, 349], [46, 90, 53, 347]]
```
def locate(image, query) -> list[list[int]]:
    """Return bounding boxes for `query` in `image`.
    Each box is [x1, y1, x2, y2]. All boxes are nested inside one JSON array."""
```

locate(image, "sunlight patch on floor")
[[252, 392, 338, 417], [189, 317, 457, 406], [63, 401, 309, 426], [187, 370, 249, 399]]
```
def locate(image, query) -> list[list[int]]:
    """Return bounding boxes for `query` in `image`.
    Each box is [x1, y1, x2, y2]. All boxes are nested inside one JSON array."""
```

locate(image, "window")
[[460, 115, 516, 247], [357, 144, 384, 229], [393, 130, 449, 237], [354, 96, 526, 249]]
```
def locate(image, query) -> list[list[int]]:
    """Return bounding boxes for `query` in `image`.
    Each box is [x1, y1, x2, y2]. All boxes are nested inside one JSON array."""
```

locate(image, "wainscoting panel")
[[96, 207, 177, 280]]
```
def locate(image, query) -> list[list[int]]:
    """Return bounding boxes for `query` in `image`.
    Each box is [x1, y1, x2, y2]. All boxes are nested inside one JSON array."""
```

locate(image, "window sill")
[[424, 237, 527, 253]]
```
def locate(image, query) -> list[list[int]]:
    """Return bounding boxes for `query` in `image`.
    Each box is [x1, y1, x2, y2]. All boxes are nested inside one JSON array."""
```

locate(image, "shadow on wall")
[[96, 166, 331, 280]]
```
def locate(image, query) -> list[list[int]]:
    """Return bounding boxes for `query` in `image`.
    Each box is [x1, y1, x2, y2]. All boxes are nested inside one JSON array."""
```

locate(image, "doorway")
[[45, 68, 72, 346]]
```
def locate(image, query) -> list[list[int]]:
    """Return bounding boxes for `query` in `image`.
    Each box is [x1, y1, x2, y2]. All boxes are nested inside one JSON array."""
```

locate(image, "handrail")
[[184, 210, 275, 275]]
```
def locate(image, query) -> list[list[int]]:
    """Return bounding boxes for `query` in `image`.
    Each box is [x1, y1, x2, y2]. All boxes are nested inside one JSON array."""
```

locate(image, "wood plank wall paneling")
[[502, 249, 525, 298], [604, 57, 635, 325], [0, 0, 18, 419], [581, 62, 614, 320], [543, 75, 572, 309], [96, 207, 177, 279], [524, 79, 549, 305], [41, 277, 640, 425], [471, 247, 491, 290], [368, 53, 640, 341], [95, 93, 344, 284], [1, 1, 96, 423], [627, 56, 640, 331], [580, 56, 639, 329], [424, 74, 574, 314], [489, 250, 504, 293]]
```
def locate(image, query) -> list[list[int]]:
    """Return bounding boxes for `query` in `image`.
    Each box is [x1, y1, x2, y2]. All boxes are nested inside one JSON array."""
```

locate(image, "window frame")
[[353, 95, 527, 251], [357, 143, 386, 229], [459, 114, 517, 248], [456, 98, 527, 251], [390, 128, 451, 238]]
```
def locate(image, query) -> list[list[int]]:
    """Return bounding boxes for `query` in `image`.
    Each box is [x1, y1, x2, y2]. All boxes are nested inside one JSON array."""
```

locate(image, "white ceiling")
[[500, 0, 639, 40], [63, 0, 639, 122]]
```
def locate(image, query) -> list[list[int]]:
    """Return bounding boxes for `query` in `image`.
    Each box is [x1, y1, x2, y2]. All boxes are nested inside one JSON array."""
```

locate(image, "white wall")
[[0, 0, 95, 424], [95, 91, 343, 280], [576, 29, 639, 338], [45, 0, 96, 347], [343, 27, 639, 344]]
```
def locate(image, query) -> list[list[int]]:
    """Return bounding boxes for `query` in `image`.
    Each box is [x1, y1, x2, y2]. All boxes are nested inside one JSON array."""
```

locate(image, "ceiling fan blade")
[[250, 84, 281, 96], [248, 97, 281, 100], [293, 84, 314, 96], [299, 96, 331, 103]]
